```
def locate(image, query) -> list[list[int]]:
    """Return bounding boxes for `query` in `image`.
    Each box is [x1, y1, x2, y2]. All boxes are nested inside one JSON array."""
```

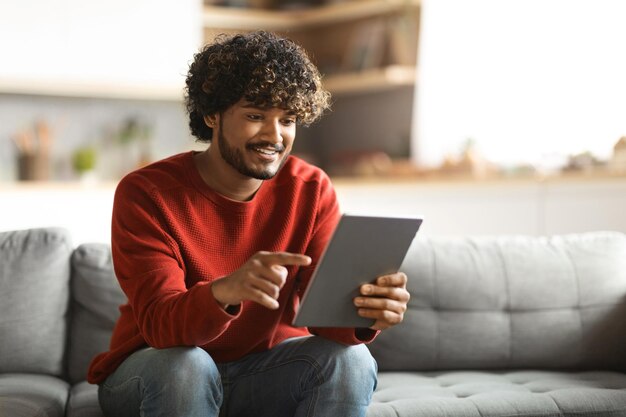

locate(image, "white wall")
[[0, 0, 202, 96]]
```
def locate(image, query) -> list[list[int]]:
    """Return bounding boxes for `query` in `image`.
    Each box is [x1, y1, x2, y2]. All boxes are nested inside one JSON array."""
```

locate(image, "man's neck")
[[193, 148, 262, 202]]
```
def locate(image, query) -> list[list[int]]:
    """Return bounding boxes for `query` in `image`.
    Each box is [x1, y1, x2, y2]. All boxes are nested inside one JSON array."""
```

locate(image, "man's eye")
[[247, 114, 262, 121], [282, 119, 296, 125]]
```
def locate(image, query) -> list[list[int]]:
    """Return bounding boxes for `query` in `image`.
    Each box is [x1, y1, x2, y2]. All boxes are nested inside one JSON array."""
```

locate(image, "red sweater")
[[87, 152, 377, 384]]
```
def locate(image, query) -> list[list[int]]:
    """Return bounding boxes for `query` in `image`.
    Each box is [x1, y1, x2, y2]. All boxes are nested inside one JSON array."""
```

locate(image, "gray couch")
[[1, 227, 626, 417]]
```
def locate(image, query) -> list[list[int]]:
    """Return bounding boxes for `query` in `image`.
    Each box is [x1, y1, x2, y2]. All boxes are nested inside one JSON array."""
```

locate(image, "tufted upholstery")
[[370, 371, 626, 416], [1, 228, 626, 417], [366, 231, 626, 416], [369, 232, 626, 372]]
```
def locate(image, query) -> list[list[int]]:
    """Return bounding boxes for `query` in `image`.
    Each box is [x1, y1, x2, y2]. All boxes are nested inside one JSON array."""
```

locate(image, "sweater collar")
[[186, 151, 273, 212]]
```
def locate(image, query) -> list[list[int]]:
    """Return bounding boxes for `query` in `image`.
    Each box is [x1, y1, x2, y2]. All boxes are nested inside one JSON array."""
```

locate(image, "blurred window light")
[[413, 0, 626, 170], [0, 0, 201, 88]]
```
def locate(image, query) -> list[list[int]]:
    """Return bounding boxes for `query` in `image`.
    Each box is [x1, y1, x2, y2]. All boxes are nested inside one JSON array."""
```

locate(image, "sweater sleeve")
[[297, 173, 380, 345], [111, 175, 238, 349]]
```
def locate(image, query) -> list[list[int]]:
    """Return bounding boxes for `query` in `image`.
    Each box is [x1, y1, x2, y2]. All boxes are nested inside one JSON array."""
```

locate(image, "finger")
[[375, 272, 408, 287], [255, 251, 312, 267], [360, 285, 410, 303], [247, 276, 282, 300], [240, 278, 278, 310], [270, 265, 288, 288], [357, 308, 404, 330], [354, 296, 407, 314], [249, 262, 289, 287], [245, 286, 280, 310]]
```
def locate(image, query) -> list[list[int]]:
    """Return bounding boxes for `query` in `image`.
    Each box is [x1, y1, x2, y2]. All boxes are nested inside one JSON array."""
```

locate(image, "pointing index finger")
[[258, 252, 312, 267]]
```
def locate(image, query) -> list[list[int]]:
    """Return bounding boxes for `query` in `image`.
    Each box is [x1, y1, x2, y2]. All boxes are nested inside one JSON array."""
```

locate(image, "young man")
[[88, 31, 410, 417]]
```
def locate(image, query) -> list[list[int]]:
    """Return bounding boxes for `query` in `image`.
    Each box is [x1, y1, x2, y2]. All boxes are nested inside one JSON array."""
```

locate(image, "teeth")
[[254, 147, 277, 155]]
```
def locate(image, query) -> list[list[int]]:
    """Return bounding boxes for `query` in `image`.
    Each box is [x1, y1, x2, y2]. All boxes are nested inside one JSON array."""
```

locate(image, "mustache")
[[246, 142, 285, 152]]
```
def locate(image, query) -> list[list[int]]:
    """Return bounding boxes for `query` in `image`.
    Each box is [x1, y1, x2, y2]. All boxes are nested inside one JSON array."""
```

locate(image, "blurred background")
[[1, 0, 625, 243]]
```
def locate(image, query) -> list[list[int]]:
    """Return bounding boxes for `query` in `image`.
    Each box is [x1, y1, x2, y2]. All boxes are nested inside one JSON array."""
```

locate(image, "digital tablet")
[[292, 214, 422, 328]]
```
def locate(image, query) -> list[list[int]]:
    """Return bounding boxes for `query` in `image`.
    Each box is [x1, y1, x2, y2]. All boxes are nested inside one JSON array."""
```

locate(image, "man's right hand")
[[211, 251, 312, 310]]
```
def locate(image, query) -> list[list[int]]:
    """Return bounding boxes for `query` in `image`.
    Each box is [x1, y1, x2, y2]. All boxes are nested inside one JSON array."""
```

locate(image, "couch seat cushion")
[[368, 370, 626, 417], [67, 381, 104, 417], [0, 374, 69, 417]]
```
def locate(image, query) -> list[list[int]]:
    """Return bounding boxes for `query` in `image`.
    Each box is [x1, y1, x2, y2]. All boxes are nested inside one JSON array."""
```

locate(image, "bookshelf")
[[202, 0, 420, 96], [203, 0, 420, 30], [203, 0, 421, 173], [322, 65, 417, 95]]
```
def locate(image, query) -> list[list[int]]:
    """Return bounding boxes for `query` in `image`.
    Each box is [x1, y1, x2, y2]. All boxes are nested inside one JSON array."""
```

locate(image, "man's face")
[[213, 100, 297, 180]]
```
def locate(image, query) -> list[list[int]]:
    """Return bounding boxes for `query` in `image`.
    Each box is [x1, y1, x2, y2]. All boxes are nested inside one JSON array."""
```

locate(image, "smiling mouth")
[[248, 143, 285, 157], [254, 147, 278, 156]]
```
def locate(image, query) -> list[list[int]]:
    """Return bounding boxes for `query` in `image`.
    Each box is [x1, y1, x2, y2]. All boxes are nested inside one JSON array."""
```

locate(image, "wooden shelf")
[[0, 78, 184, 101], [203, 1, 420, 96], [204, 6, 292, 31], [203, 0, 420, 31], [323, 65, 416, 95]]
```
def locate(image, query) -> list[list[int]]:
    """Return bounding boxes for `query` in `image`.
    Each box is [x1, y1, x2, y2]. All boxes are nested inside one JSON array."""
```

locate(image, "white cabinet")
[[1, 177, 624, 244], [0, 0, 203, 100], [543, 181, 626, 235], [333, 177, 626, 237]]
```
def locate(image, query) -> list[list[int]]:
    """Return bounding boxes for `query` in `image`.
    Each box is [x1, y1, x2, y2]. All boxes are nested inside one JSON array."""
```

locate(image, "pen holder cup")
[[17, 153, 50, 181]]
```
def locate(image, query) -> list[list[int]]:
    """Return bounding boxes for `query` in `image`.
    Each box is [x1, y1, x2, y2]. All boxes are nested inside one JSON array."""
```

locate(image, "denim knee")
[[151, 347, 222, 395], [136, 346, 223, 413], [309, 340, 378, 402], [333, 344, 378, 383], [99, 347, 223, 417]]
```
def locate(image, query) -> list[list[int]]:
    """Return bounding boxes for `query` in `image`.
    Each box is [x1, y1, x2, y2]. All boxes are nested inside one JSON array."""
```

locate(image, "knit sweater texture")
[[87, 152, 376, 384]]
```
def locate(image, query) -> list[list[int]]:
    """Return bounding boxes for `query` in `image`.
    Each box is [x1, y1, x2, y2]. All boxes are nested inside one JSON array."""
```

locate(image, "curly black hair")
[[185, 30, 332, 142]]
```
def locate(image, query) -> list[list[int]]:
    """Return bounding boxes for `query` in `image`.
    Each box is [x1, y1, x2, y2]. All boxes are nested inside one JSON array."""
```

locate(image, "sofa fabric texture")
[[369, 232, 626, 373], [0, 228, 72, 377], [68, 244, 124, 385], [370, 371, 626, 417], [1, 227, 626, 417]]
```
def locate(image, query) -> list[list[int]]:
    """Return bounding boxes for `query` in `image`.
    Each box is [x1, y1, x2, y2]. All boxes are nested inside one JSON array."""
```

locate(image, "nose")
[[260, 119, 283, 145]]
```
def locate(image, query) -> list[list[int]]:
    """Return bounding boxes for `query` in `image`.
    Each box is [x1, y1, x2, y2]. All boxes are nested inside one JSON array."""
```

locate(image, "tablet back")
[[293, 214, 422, 328]]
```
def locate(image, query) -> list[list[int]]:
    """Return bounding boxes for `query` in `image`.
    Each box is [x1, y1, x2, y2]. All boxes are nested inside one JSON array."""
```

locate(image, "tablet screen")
[[292, 214, 422, 328]]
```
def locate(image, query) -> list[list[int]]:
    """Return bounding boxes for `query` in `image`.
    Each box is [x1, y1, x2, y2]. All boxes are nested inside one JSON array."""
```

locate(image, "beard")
[[216, 121, 290, 180]]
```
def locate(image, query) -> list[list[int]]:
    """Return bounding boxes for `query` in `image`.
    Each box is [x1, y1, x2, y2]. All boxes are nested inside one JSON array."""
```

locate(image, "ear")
[[204, 115, 217, 129]]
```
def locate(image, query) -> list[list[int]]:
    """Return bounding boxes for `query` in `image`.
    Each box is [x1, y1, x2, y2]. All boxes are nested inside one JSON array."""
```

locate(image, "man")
[[88, 31, 410, 417]]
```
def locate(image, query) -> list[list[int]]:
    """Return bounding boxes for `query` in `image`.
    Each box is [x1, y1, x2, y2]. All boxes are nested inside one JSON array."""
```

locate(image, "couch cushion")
[[0, 373, 69, 417], [0, 228, 72, 376], [369, 232, 626, 372], [367, 370, 626, 417], [67, 381, 104, 417], [67, 243, 125, 384]]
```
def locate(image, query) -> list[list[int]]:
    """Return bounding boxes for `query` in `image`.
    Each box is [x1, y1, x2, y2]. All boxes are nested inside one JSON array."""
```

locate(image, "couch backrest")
[[0, 228, 72, 377], [61, 231, 626, 379], [369, 231, 626, 372], [67, 243, 126, 384]]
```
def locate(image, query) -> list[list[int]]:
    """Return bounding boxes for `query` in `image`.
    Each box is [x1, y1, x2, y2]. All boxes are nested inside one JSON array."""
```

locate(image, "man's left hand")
[[354, 272, 410, 331]]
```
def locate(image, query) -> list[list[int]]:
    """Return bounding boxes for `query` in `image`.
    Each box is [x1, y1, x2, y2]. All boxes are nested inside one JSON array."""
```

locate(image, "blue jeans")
[[98, 336, 378, 417]]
